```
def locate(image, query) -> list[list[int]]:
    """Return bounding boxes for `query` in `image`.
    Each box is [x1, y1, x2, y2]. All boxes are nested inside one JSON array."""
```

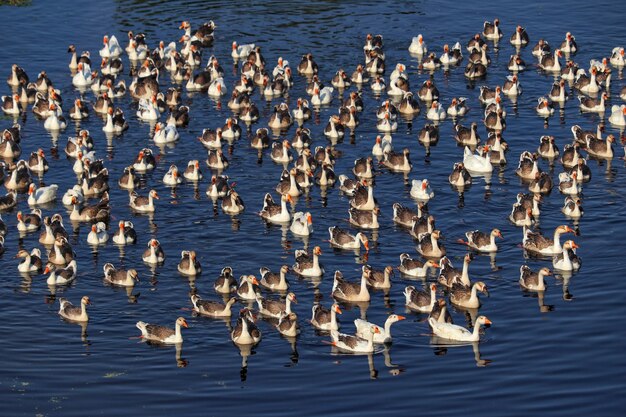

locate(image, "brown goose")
[[311, 303, 342, 331], [454, 122, 481, 146], [392, 202, 424, 228], [560, 143, 583, 168], [259, 193, 292, 223], [191, 294, 236, 317], [332, 270, 370, 302], [328, 226, 369, 251], [16, 209, 42, 232], [398, 253, 439, 278], [519, 266, 552, 291], [142, 239, 165, 264], [293, 246, 323, 277], [58, 296, 90, 322], [509, 204, 534, 227], [69, 194, 110, 222], [136, 317, 188, 344], [404, 283, 437, 312], [118, 166, 137, 190], [236, 275, 260, 300], [177, 250, 201, 276], [516, 151, 541, 180], [528, 172, 553, 194], [349, 182, 375, 211], [231, 309, 261, 345], [276, 168, 302, 197], [410, 215, 436, 238], [352, 156, 375, 178], [381, 148, 412, 172], [221, 189, 245, 215], [537, 135, 559, 160], [585, 134, 614, 159], [214, 266, 236, 294], [348, 207, 380, 229], [523, 225, 574, 255], [276, 312, 299, 337], [449, 162, 472, 187], [15, 248, 43, 273], [103, 263, 138, 287], [362, 264, 394, 289], [429, 299, 453, 325], [438, 254, 472, 288], [0, 191, 17, 211], [259, 265, 290, 292], [450, 281, 489, 309], [416, 230, 446, 258], [256, 292, 297, 318], [461, 228, 502, 253], [47, 236, 74, 265], [129, 189, 159, 213]]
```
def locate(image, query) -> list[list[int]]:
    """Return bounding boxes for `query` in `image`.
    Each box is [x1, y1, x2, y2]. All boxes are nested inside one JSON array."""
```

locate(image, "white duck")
[[426, 101, 447, 121], [429, 315, 492, 342], [87, 222, 108, 245], [463, 146, 492, 174], [608, 105, 626, 127], [27, 183, 58, 205], [290, 211, 313, 236], [409, 34, 427, 55], [136, 96, 160, 121], [354, 314, 405, 344], [410, 179, 434, 201], [311, 86, 333, 106], [153, 121, 179, 144]]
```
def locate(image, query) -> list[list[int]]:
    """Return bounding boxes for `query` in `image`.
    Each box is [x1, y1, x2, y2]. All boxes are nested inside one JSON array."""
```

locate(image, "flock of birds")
[[1, 17, 625, 363]]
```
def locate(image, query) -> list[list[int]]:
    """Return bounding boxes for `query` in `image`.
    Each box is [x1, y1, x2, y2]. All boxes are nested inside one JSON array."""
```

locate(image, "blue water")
[[1, 1, 625, 416]]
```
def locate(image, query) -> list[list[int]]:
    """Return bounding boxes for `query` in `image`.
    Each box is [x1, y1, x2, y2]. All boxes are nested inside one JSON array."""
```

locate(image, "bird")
[[519, 266, 552, 291], [330, 326, 380, 353], [142, 239, 165, 264], [58, 296, 91, 322], [256, 292, 297, 318], [429, 315, 492, 342], [27, 183, 58, 206], [236, 275, 260, 300], [177, 250, 201, 276], [44, 260, 77, 286], [460, 228, 503, 253], [293, 246, 323, 277], [450, 281, 489, 309], [87, 222, 108, 245], [553, 240, 581, 271], [231, 308, 262, 345], [136, 317, 188, 344], [103, 263, 138, 287], [398, 253, 439, 278], [410, 179, 434, 201], [523, 225, 574, 256], [354, 314, 405, 344], [15, 248, 43, 273], [191, 294, 236, 318], [332, 270, 370, 302], [311, 303, 342, 331], [290, 212, 313, 236], [438, 254, 473, 289], [416, 230, 446, 258], [129, 189, 159, 212], [404, 283, 438, 313]]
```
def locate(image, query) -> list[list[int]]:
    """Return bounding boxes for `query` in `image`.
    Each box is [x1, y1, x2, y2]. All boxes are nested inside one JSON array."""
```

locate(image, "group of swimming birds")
[[1, 17, 623, 358]]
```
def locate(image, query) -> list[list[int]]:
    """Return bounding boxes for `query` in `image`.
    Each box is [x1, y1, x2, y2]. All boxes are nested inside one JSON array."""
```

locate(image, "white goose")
[[463, 146, 492, 174], [27, 183, 58, 206], [429, 315, 492, 342], [354, 314, 405, 344]]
